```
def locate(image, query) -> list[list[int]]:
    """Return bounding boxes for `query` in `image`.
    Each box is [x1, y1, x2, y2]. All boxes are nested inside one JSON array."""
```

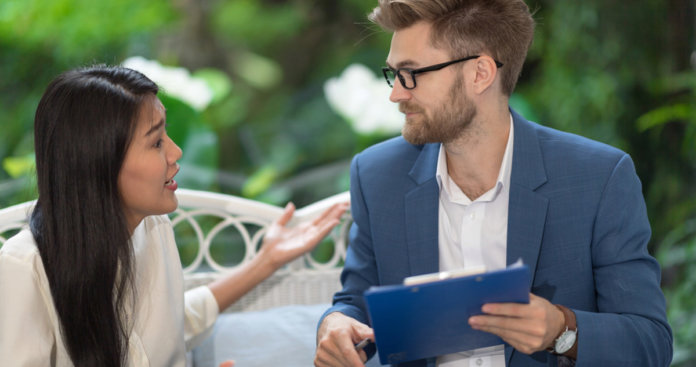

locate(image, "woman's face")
[[118, 95, 182, 232]]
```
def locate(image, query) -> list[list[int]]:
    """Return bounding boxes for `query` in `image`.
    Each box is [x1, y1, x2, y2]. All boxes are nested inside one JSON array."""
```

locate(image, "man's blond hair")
[[369, 0, 535, 96]]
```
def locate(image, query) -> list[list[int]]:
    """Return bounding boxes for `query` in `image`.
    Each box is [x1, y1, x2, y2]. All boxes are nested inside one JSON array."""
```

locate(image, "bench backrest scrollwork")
[[0, 189, 351, 313]]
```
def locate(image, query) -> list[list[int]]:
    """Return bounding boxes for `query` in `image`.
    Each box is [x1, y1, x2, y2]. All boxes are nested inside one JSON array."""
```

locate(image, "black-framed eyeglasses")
[[382, 55, 504, 90]]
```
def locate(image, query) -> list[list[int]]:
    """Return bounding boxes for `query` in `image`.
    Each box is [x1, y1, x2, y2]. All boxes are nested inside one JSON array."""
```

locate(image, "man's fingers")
[[315, 332, 366, 367], [470, 314, 544, 336], [315, 312, 372, 367], [480, 302, 528, 317]]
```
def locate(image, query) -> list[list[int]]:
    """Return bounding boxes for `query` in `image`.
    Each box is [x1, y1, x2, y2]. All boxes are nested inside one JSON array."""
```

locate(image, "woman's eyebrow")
[[145, 118, 165, 136]]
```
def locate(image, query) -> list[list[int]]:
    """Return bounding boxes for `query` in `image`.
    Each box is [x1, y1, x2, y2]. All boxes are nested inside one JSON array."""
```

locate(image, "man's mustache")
[[399, 102, 424, 114]]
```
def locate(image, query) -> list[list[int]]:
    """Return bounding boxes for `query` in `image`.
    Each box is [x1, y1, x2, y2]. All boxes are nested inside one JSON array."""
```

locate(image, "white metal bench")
[[0, 189, 350, 313]]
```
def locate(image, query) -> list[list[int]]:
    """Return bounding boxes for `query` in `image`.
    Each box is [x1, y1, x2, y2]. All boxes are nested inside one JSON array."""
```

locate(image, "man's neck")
[[444, 109, 511, 201]]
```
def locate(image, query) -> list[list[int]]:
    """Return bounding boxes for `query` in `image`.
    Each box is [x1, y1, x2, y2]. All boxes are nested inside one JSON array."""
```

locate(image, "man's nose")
[[389, 80, 412, 103]]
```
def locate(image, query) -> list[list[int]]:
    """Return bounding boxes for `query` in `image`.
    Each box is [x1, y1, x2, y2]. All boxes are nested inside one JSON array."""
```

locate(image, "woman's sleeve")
[[183, 285, 219, 351]]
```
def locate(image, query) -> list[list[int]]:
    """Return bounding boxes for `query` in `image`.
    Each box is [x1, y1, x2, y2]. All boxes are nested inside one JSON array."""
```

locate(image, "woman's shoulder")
[[0, 228, 40, 264], [131, 215, 175, 252]]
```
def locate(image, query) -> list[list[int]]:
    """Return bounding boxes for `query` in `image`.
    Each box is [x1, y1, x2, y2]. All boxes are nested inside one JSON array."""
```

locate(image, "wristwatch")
[[547, 305, 578, 355]]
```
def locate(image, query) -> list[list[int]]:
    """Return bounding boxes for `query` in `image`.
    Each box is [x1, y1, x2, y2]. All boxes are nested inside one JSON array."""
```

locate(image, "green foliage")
[[2, 154, 34, 179], [194, 68, 234, 105], [657, 220, 696, 366], [0, 0, 174, 48], [635, 71, 696, 366], [211, 1, 305, 50], [0, 0, 178, 207]]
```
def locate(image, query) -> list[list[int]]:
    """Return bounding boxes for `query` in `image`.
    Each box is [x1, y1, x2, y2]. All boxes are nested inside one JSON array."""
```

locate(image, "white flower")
[[122, 56, 214, 111], [324, 64, 403, 135]]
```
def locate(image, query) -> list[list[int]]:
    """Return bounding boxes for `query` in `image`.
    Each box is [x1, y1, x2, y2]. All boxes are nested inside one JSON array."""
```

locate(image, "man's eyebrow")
[[386, 59, 419, 69], [145, 118, 166, 136]]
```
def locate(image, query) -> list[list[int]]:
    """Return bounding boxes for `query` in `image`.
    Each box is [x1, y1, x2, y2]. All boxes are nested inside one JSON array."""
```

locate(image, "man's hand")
[[468, 293, 565, 354], [315, 312, 375, 367]]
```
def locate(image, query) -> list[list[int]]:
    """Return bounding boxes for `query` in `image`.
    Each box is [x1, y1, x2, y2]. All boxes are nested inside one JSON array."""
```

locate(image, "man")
[[314, 1, 672, 366]]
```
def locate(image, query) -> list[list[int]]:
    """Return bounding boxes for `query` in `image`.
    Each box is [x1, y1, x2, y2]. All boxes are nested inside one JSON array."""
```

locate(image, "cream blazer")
[[0, 215, 219, 366]]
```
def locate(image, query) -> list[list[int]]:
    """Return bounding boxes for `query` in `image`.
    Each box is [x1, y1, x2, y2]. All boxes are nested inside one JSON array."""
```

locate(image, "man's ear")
[[472, 56, 499, 94]]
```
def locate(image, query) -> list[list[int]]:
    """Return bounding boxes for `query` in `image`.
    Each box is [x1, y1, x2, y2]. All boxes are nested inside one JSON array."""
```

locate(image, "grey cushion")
[[192, 303, 385, 367]]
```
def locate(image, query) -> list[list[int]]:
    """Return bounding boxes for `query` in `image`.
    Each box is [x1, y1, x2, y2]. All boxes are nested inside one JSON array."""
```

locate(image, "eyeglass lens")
[[383, 68, 415, 89]]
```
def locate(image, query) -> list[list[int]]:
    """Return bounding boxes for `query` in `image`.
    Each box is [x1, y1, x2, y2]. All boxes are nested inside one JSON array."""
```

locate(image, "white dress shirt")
[[0, 215, 219, 367], [435, 116, 514, 367]]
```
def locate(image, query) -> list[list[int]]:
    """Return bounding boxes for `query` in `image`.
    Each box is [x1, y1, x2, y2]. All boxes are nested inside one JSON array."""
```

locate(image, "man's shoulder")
[[538, 124, 622, 154], [514, 119, 641, 195], [520, 118, 627, 167]]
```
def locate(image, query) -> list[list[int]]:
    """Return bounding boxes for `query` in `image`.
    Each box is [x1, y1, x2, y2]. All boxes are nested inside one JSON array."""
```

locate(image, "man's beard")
[[400, 73, 476, 145]]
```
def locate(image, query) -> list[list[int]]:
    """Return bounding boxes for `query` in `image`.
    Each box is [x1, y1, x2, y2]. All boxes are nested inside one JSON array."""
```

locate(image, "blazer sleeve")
[[320, 154, 379, 327], [574, 154, 672, 366]]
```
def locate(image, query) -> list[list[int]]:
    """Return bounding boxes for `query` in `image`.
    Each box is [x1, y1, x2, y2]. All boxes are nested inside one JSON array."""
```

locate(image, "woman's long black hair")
[[30, 66, 159, 367]]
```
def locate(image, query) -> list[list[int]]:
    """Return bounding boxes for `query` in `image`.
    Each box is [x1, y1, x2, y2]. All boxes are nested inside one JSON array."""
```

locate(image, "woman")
[[0, 66, 347, 366]]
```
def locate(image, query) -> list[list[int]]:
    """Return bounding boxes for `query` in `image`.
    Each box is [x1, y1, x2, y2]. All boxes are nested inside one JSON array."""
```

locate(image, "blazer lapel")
[[507, 110, 549, 280], [505, 110, 549, 365], [404, 143, 440, 276]]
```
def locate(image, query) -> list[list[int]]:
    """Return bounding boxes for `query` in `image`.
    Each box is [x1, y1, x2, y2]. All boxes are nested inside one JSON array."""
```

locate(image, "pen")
[[354, 338, 371, 351]]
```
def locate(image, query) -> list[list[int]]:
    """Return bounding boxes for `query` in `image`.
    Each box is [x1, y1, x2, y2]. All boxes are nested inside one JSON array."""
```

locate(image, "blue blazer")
[[325, 110, 672, 366]]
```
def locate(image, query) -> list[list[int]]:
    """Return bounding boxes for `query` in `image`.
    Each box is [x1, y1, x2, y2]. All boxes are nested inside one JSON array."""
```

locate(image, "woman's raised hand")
[[260, 201, 349, 270]]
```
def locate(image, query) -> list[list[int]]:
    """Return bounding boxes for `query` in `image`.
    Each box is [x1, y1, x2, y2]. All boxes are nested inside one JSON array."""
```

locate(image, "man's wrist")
[[547, 304, 578, 359]]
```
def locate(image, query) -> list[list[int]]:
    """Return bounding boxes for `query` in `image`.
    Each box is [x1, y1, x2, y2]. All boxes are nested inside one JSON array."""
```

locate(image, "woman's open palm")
[[261, 201, 349, 269]]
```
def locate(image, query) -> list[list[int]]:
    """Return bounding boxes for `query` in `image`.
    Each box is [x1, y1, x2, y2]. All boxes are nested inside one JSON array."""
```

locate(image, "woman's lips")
[[165, 178, 178, 191]]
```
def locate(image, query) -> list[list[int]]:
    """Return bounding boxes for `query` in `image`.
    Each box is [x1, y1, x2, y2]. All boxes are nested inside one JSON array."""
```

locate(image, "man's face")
[[386, 21, 477, 145]]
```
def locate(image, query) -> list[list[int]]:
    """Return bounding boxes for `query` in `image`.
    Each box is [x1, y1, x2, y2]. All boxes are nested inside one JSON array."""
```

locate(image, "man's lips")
[[401, 110, 422, 119]]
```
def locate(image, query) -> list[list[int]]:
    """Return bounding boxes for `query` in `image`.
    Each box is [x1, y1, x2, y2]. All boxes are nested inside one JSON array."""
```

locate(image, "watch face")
[[555, 329, 577, 354]]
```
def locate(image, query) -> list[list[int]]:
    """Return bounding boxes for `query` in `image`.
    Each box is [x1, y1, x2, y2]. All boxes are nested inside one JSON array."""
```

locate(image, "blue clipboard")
[[364, 265, 530, 365]]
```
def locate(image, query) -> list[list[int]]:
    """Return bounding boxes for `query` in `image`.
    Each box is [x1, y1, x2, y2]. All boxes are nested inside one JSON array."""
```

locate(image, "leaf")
[[242, 164, 278, 198], [233, 51, 283, 89], [193, 68, 233, 104], [636, 103, 696, 132], [2, 154, 35, 178]]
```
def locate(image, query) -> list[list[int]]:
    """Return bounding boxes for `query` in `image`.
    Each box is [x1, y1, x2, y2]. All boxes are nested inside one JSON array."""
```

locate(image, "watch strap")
[[551, 304, 578, 358]]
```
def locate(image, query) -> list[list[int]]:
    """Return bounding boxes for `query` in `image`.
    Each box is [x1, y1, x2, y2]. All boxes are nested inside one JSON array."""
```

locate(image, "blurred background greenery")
[[0, 0, 694, 364]]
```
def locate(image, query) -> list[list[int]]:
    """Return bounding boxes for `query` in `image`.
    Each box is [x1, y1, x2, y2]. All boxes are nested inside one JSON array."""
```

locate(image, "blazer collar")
[[408, 143, 440, 185], [404, 143, 441, 276], [509, 109, 547, 191]]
